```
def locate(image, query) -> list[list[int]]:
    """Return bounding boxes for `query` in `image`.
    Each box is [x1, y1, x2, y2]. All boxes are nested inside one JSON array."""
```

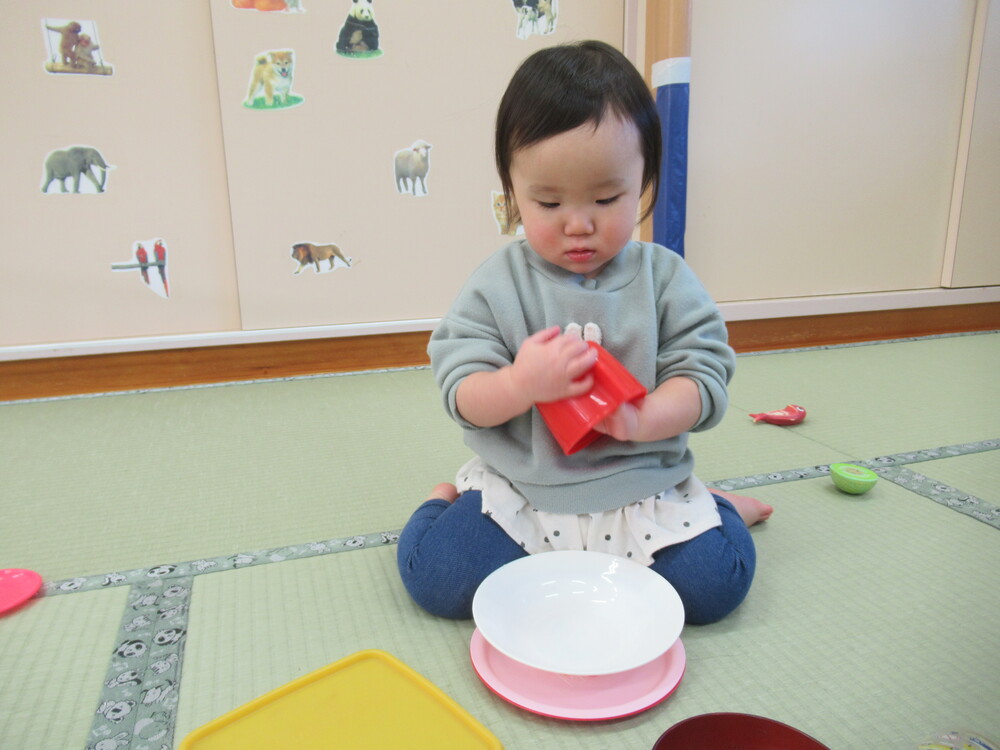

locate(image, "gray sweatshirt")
[[429, 240, 735, 514]]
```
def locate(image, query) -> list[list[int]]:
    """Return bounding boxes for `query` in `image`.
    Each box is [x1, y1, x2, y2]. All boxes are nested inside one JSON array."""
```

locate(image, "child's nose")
[[564, 209, 594, 235]]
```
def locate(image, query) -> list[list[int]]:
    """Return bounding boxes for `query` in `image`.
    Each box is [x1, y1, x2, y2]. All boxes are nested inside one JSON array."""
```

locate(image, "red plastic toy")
[[749, 404, 806, 425]]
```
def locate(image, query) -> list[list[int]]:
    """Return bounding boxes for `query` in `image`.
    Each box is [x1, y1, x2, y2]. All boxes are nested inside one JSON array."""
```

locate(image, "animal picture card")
[[41, 145, 112, 194], [491, 190, 522, 236], [231, 0, 306, 12], [393, 141, 432, 197], [42, 19, 113, 76], [244, 50, 303, 109], [290, 242, 353, 275], [335, 0, 383, 58], [112, 239, 170, 298], [510, 0, 559, 40]]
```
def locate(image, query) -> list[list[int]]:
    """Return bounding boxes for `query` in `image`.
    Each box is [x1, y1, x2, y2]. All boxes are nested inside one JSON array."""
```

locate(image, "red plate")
[[0, 569, 42, 615]]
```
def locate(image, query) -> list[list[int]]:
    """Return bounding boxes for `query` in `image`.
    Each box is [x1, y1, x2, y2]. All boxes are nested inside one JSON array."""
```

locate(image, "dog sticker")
[[112, 239, 170, 298], [42, 18, 113, 76], [244, 50, 303, 109]]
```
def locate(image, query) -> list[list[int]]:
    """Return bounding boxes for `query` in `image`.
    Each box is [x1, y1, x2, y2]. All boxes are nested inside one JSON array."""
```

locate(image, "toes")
[[427, 482, 459, 503]]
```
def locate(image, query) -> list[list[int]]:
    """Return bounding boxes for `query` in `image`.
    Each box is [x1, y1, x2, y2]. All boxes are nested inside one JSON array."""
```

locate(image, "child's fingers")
[[564, 373, 594, 397], [594, 402, 640, 440], [523, 325, 562, 346], [566, 343, 598, 377]]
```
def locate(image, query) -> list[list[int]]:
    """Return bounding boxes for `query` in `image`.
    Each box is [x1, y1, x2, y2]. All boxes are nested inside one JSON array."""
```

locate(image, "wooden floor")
[[2, 302, 998, 401]]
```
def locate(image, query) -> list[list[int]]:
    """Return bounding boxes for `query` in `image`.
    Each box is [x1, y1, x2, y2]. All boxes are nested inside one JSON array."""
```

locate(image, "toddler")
[[397, 40, 771, 625]]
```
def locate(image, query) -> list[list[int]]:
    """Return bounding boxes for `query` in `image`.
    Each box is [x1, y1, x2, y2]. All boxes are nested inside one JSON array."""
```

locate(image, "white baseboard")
[[2, 287, 997, 361], [718, 286, 1000, 321]]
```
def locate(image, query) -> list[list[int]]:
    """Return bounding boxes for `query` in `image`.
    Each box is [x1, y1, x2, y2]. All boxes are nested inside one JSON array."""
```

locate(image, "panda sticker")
[[336, 0, 382, 58]]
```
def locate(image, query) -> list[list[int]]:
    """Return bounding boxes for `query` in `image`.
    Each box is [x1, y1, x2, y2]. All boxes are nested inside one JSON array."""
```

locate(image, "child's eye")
[[537, 201, 559, 209], [596, 196, 620, 205]]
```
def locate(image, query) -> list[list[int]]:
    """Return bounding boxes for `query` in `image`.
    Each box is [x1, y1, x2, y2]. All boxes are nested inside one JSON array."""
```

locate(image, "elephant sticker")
[[42, 19, 113, 76], [42, 145, 112, 194]]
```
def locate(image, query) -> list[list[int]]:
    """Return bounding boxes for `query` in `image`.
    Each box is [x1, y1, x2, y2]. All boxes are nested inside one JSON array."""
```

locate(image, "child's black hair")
[[495, 40, 662, 225]]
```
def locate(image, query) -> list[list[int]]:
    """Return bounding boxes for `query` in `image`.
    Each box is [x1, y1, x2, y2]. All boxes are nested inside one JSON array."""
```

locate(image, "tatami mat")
[[724, 335, 1000, 459], [2, 333, 998, 749], [0, 369, 471, 580], [0, 587, 129, 748], [913, 451, 1000, 504]]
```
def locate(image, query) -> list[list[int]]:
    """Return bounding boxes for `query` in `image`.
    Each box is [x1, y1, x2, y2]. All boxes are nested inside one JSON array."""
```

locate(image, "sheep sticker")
[[393, 140, 432, 196]]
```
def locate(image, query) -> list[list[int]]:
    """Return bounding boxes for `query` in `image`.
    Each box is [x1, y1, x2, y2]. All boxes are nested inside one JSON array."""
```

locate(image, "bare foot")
[[427, 482, 459, 503], [713, 489, 773, 527]]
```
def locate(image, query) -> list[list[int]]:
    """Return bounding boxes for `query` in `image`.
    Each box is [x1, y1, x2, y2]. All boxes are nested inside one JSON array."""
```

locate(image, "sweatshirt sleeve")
[[428, 305, 513, 428], [654, 255, 736, 432]]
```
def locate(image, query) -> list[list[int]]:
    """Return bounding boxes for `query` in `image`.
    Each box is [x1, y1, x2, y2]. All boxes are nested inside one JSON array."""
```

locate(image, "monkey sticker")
[[41, 145, 112, 194], [393, 140, 432, 197], [42, 19, 113, 76], [510, 0, 559, 40], [112, 239, 170, 298], [243, 50, 303, 110]]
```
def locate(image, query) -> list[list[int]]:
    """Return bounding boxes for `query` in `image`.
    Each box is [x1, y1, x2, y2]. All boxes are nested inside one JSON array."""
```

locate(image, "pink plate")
[[470, 628, 685, 721], [0, 569, 42, 615]]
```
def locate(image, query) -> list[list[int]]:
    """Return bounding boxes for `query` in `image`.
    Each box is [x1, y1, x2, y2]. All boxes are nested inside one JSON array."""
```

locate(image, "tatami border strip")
[[88, 577, 192, 750], [41, 439, 999, 601]]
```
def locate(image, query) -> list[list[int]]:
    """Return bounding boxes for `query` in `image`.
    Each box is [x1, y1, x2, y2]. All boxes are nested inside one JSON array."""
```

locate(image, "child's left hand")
[[593, 376, 702, 443], [593, 400, 642, 442]]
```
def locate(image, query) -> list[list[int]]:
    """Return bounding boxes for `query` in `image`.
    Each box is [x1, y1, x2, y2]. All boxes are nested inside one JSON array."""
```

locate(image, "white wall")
[[684, 0, 997, 303]]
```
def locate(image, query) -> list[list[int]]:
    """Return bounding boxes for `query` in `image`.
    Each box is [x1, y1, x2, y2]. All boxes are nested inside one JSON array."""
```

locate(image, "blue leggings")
[[396, 490, 756, 625]]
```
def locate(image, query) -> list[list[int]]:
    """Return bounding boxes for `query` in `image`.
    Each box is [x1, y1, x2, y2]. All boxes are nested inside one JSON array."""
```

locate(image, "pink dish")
[[470, 628, 685, 721], [0, 569, 42, 615]]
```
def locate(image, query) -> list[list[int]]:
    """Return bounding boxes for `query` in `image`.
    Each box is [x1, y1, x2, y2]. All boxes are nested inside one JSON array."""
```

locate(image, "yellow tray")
[[179, 649, 502, 749]]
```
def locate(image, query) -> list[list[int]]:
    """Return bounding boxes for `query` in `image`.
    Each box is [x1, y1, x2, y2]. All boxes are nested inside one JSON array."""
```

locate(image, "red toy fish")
[[749, 404, 806, 425]]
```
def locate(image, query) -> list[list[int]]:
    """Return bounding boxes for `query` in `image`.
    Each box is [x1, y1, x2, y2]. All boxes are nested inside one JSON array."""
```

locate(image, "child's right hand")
[[510, 326, 598, 404]]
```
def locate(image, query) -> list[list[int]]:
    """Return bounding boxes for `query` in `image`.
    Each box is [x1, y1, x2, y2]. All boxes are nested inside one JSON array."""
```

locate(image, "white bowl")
[[472, 551, 684, 676]]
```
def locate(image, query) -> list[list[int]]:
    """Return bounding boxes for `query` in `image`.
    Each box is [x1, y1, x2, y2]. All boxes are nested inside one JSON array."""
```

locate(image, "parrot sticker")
[[42, 19, 113, 76], [112, 239, 170, 298]]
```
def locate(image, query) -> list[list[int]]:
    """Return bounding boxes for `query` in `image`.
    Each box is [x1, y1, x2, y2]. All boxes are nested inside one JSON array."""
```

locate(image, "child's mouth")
[[566, 249, 595, 263]]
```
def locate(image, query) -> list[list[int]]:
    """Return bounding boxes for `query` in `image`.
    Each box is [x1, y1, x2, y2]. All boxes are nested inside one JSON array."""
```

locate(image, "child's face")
[[509, 115, 645, 279]]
